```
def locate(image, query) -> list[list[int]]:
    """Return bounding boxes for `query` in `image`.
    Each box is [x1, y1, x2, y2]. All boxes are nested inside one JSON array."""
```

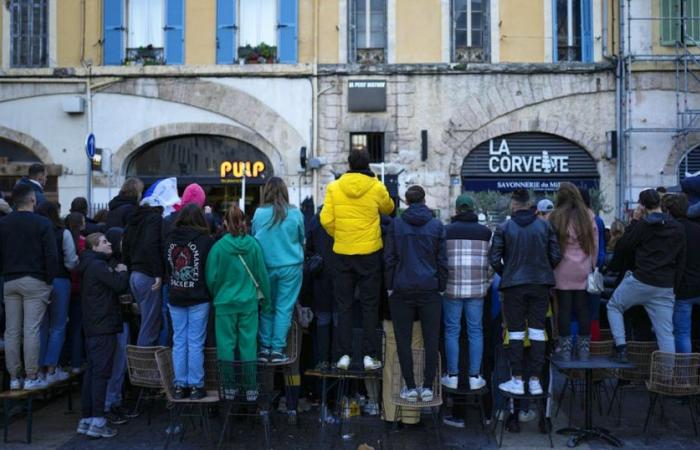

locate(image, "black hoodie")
[[164, 226, 214, 307], [78, 249, 130, 337], [106, 195, 139, 230], [489, 209, 561, 289], [122, 206, 164, 278], [614, 212, 686, 290]]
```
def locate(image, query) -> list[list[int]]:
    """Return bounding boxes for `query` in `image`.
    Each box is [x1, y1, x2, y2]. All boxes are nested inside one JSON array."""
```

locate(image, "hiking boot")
[[557, 336, 573, 362], [577, 335, 591, 361], [173, 385, 187, 400], [189, 387, 206, 400]]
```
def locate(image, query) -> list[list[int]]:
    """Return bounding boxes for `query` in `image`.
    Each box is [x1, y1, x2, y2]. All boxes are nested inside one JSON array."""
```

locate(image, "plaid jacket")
[[445, 213, 492, 298]]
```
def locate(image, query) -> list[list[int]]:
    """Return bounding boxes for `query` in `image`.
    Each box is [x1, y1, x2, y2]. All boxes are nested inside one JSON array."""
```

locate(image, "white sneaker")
[[47, 368, 70, 384], [528, 379, 543, 395], [336, 355, 351, 370], [469, 375, 487, 390], [399, 387, 418, 402], [246, 390, 259, 402], [441, 374, 458, 389], [363, 400, 380, 416], [498, 377, 524, 395], [24, 378, 49, 391], [77, 418, 91, 435], [10, 378, 23, 390], [418, 386, 434, 402], [363, 355, 381, 370], [518, 409, 537, 423]]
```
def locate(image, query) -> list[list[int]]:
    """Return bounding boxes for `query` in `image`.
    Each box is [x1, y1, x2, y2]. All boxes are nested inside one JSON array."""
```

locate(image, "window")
[[351, 132, 384, 163], [553, 0, 592, 62], [238, 0, 277, 61], [9, 0, 48, 68], [661, 0, 700, 46], [349, 0, 386, 63], [126, 0, 165, 63], [453, 0, 488, 62]]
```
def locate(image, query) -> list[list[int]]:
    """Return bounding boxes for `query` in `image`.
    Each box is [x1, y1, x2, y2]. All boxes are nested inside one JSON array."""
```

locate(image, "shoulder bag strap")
[[238, 254, 260, 289]]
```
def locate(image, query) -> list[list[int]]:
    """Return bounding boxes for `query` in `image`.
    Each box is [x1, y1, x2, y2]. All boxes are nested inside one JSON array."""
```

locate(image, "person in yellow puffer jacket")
[[320, 149, 394, 371]]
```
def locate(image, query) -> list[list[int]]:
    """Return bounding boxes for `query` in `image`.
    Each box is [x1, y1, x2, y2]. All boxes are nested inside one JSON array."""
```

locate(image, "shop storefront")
[[461, 133, 600, 192], [126, 134, 273, 215], [0, 138, 61, 202]]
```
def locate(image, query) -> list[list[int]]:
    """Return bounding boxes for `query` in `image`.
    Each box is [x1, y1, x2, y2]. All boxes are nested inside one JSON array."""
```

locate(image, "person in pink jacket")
[[549, 182, 598, 361]]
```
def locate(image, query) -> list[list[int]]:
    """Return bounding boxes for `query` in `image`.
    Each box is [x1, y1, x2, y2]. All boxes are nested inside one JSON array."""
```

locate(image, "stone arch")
[[113, 123, 287, 177], [0, 125, 54, 164], [663, 136, 700, 178]]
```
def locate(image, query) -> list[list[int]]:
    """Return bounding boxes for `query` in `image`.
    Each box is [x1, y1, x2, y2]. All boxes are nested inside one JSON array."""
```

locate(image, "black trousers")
[[557, 289, 590, 336], [501, 285, 549, 378], [333, 251, 381, 359], [390, 295, 441, 389], [81, 334, 117, 419]]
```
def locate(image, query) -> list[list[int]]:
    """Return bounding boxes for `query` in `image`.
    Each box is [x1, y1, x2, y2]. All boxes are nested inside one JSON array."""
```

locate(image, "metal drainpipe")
[[616, 0, 626, 219]]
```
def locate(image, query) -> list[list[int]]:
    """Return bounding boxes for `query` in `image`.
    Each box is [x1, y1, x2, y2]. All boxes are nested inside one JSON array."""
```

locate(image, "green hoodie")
[[205, 234, 272, 315]]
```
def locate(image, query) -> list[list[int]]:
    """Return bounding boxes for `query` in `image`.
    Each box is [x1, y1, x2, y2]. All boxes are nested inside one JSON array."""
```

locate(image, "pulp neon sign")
[[220, 161, 266, 179]]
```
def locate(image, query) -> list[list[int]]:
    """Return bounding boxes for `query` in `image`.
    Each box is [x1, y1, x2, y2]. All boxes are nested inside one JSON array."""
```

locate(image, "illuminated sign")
[[488, 139, 569, 174], [220, 161, 266, 180]]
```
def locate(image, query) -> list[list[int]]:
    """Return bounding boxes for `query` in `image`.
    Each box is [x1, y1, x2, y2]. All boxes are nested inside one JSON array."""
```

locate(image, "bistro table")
[[551, 356, 635, 448]]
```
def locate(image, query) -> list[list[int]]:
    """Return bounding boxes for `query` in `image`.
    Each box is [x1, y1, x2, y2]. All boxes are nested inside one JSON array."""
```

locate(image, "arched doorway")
[[0, 138, 59, 202], [678, 146, 700, 180], [126, 134, 274, 214]]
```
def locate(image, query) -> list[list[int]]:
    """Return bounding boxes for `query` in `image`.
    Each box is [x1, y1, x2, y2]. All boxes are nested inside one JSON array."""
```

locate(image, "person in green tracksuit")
[[252, 177, 305, 364], [206, 204, 271, 372]]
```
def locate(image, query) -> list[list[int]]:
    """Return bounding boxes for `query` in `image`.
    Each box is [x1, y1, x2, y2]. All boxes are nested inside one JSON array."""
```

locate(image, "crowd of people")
[[0, 153, 699, 440]]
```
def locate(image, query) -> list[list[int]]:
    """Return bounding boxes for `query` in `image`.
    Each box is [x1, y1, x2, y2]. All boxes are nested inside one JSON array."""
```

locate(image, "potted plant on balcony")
[[238, 43, 277, 64]]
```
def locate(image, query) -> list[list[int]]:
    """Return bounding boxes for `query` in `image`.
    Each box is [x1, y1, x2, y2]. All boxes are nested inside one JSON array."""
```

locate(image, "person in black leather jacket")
[[489, 189, 561, 396]]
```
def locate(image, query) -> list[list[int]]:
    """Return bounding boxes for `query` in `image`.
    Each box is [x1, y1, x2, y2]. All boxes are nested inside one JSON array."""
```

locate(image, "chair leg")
[[132, 388, 144, 417], [567, 379, 575, 427], [478, 395, 486, 430], [217, 403, 233, 449], [689, 396, 698, 437], [607, 381, 619, 416], [555, 380, 567, 417], [4, 399, 10, 444], [261, 410, 271, 450], [26, 396, 34, 444], [643, 393, 658, 434], [393, 406, 401, 431], [431, 406, 442, 446]]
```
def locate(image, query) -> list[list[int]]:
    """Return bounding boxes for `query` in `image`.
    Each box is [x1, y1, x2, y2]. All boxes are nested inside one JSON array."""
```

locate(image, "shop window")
[[349, 0, 386, 64], [453, 0, 488, 63], [350, 132, 384, 163], [553, 0, 593, 62], [661, 0, 700, 46], [9, 0, 48, 68]]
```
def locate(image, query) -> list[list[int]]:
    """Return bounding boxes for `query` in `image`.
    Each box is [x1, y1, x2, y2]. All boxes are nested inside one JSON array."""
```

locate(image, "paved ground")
[[2, 374, 699, 449]]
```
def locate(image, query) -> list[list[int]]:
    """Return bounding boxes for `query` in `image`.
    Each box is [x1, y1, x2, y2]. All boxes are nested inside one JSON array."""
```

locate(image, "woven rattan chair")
[[643, 351, 700, 436], [607, 340, 658, 424], [154, 349, 219, 448], [390, 349, 443, 443], [263, 320, 301, 367], [203, 347, 219, 392], [125, 345, 167, 424]]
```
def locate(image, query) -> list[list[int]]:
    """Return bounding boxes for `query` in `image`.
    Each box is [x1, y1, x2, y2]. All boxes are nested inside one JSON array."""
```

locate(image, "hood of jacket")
[[109, 194, 138, 212], [217, 233, 257, 255], [167, 226, 210, 245], [337, 170, 378, 199], [512, 209, 537, 227], [644, 212, 670, 226], [78, 249, 108, 275], [401, 203, 434, 226], [451, 211, 479, 223], [105, 227, 124, 261], [16, 177, 44, 193]]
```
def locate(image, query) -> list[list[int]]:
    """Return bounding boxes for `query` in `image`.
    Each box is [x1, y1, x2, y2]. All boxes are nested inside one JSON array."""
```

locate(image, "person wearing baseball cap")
[[536, 199, 554, 220]]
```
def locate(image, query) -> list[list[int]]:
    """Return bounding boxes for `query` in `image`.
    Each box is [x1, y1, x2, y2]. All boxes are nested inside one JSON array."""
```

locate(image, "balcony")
[[455, 47, 487, 63], [356, 48, 386, 64], [125, 46, 165, 66]]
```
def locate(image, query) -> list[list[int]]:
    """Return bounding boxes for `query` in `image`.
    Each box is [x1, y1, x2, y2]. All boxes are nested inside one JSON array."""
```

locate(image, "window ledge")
[[0, 64, 315, 78], [319, 62, 614, 75]]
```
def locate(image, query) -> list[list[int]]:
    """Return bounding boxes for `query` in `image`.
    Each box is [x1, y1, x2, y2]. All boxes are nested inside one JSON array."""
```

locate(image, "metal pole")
[[241, 175, 246, 214], [86, 65, 93, 213]]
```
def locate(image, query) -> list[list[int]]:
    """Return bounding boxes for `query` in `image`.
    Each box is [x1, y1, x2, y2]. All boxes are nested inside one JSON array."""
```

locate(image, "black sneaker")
[[111, 406, 130, 417], [190, 387, 206, 400], [173, 385, 188, 400], [270, 351, 289, 363], [613, 345, 629, 364], [105, 410, 128, 425]]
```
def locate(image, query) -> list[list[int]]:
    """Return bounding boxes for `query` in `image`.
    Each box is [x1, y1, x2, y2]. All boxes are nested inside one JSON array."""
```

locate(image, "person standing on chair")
[[384, 186, 447, 402], [441, 194, 492, 392], [321, 148, 395, 371], [607, 189, 686, 361], [252, 177, 305, 364], [489, 189, 561, 396]]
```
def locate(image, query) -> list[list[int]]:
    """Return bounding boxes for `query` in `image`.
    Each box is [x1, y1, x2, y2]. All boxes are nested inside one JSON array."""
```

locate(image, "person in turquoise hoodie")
[[206, 204, 271, 400], [252, 177, 305, 364]]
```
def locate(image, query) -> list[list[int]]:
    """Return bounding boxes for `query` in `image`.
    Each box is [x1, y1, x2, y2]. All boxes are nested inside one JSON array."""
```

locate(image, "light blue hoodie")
[[252, 205, 305, 268]]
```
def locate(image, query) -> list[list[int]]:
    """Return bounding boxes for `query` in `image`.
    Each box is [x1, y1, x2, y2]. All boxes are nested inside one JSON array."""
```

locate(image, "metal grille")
[[679, 146, 700, 179], [350, 132, 384, 163], [10, 0, 48, 68]]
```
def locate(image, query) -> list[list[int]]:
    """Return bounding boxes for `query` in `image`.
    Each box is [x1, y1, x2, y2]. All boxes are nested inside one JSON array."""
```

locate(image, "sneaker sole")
[[529, 389, 543, 395], [499, 387, 525, 395], [400, 396, 418, 402], [86, 431, 117, 438], [420, 395, 434, 402]]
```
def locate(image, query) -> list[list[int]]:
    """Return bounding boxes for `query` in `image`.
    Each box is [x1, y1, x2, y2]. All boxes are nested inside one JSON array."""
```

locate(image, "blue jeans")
[[130, 272, 163, 346], [105, 322, 129, 411], [673, 296, 700, 353], [443, 297, 484, 376], [170, 302, 210, 388], [39, 277, 71, 367], [159, 285, 172, 346]]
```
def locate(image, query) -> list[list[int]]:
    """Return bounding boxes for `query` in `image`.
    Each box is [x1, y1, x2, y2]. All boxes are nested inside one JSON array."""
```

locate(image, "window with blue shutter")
[[581, 0, 592, 62], [104, 0, 125, 65], [552, 0, 592, 62], [216, 0, 237, 64], [277, 0, 298, 63], [164, 0, 184, 64]]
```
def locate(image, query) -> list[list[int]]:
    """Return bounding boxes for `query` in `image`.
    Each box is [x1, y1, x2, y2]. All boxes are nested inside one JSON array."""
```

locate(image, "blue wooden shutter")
[[551, 0, 558, 62], [103, 0, 125, 65], [277, 0, 298, 63], [688, 0, 700, 44], [581, 0, 593, 62], [660, 0, 681, 46], [216, 0, 237, 64], [165, 0, 185, 64]]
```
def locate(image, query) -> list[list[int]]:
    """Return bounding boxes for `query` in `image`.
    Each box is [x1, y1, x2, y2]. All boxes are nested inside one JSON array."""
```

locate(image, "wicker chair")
[[607, 340, 658, 424], [125, 345, 168, 424], [203, 347, 219, 392], [263, 320, 301, 367], [154, 349, 219, 448], [390, 349, 443, 443], [643, 351, 700, 436]]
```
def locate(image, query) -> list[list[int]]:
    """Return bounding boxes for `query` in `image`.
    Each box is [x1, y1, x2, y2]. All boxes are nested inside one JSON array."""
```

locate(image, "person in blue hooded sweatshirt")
[[384, 185, 447, 403]]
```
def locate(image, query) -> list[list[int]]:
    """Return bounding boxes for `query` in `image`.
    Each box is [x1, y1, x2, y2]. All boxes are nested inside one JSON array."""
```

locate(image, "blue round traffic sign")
[[85, 133, 96, 159]]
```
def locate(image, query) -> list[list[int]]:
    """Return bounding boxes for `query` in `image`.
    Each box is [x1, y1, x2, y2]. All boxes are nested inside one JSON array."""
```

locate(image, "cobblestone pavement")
[[3, 373, 699, 449]]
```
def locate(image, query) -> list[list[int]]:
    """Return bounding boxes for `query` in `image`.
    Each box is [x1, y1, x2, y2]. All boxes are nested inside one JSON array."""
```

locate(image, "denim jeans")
[[105, 322, 129, 411], [607, 272, 675, 352], [170, 302, 210, 388], [39, 277, 71, 367], [673, 296, 700, 353], [159, 285, 172, 346], [130, 272, 162, 346], [443, 297, 484, 376]]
